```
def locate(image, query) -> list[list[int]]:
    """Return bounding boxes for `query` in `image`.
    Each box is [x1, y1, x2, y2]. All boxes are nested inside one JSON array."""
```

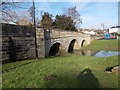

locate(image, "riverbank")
[[80, 39, 119, 51]]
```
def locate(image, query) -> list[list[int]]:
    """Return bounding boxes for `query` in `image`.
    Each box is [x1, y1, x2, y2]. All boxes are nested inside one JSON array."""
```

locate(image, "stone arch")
[[81, 40, 86, 47], [68, 39, 80, 53], [49, 42, 61, 56]]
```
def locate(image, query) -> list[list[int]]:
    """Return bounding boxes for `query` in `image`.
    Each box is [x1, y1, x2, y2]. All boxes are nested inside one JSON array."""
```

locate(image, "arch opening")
[[81, 40, 86, 47], [49, 43, 60, 56], [68, 39, 77, 53]]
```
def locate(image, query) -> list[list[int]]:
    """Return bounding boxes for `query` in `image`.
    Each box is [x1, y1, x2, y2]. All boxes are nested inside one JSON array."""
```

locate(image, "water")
[[93, 51, 120, 57], [71, 50, 120, 57]]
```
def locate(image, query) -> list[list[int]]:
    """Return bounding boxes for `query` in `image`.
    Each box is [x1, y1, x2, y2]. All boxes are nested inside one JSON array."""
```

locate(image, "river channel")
[[68, 50, 120, 57]]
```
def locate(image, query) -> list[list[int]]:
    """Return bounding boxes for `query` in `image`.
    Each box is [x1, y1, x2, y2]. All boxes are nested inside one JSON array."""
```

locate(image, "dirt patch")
[[42, 75, 57, 80]]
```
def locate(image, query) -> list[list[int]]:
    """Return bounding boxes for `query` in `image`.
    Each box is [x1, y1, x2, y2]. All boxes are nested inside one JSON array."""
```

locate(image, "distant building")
[[77, 29, 104, 35], [83, 30, 96, 35], [82, 29, 97, 35], [109, 26, 120, 34]]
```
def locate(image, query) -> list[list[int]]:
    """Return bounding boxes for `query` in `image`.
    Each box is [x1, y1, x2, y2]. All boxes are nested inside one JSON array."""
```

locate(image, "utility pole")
[[101, 24, 105, 30], [33, 0, 38, 59]]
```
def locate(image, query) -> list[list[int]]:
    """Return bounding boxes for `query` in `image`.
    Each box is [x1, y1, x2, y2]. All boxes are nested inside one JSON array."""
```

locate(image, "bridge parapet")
[[50, 29, 90, 37], [36, 28, 90, 39]]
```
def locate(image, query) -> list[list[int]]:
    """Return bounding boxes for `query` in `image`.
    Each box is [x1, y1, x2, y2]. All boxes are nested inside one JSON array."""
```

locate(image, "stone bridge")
[[2, 24, 96, 63], [36, 29, 94, 58]]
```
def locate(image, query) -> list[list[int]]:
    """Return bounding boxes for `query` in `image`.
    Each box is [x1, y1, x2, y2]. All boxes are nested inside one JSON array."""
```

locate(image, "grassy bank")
[[81, 39, 119, 51], [2, 55, 119, 88]]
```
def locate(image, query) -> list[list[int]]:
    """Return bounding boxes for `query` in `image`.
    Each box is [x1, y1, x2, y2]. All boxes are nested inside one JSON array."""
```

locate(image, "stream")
[[70, 50, 120, 57]]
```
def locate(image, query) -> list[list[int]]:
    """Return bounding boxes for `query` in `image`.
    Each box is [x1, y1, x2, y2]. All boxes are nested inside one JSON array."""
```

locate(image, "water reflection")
[[72, 50, 120, 57], [73, 50, 99, 56], [94, 51, 120, 57]]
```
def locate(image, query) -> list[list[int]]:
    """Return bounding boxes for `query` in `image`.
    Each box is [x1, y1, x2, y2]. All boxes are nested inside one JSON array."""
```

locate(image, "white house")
[[83, 30, 96, 35], [109, 26, 120, 34], [89, 31, 96, 35], [83, 31, 89, 34]]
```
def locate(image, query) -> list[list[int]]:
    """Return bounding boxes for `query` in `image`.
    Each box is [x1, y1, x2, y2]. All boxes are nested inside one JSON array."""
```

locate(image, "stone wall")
[[2, 23, 36, 63], [90, 35, 98, 41], [36, 28, 45, 58]]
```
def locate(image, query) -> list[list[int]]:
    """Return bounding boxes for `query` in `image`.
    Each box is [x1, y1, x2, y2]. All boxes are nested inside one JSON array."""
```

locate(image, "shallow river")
[[70, 50, 120, 57]]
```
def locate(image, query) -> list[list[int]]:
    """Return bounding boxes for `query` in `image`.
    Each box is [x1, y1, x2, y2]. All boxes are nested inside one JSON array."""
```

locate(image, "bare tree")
[[1, 0, 31, 25], [63, 6, 82, 28], [1, 9, 18, 24], [1, 1, 19, 23], [16, 11, 32, 26]]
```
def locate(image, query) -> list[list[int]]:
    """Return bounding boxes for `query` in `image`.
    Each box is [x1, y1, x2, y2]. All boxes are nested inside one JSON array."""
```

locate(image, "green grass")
[[2, 55, 119, 88], [2, 39, 120, 88], [81, 39, 119, 51]]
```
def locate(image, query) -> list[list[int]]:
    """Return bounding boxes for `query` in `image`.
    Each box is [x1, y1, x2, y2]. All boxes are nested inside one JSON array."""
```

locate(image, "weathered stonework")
[[2, 23, 36, 63], [2, 23, 96, 63]]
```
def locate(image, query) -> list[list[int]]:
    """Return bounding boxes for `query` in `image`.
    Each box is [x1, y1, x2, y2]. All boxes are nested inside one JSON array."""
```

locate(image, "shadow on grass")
[[77, 68, 99, 88], [43, 68, 99, 88], [2, 61, 33, 73]]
